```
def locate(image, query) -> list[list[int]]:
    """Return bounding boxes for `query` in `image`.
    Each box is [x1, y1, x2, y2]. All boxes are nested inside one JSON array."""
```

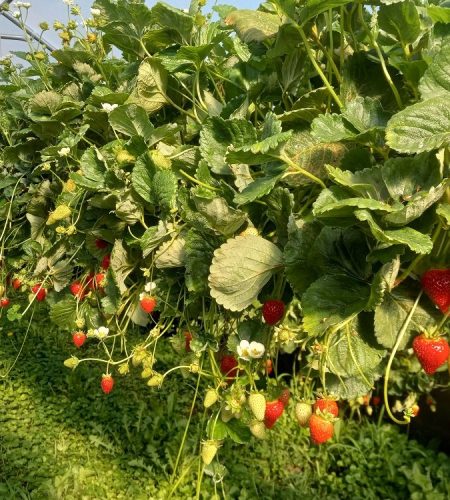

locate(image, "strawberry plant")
[[0, 0, 450, 492]]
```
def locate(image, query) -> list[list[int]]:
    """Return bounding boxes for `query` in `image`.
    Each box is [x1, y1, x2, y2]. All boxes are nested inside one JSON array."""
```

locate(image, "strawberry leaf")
[[302, 275, 371, 336], [209, 235, 283, 311], [327, 319, 385, 380], [49, 299, 77, 331], [374, 286, 440, 349], [386, 96, 450, 154]]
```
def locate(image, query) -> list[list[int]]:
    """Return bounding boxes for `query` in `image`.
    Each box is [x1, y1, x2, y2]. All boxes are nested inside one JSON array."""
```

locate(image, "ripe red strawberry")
[[412, 334, 449, 375], [314, 398, 339, 417], [70, 281, 86, 300], [31, 283, 47, 301], [372, 395, 381, 407], [309, 414, 334, 444], [411, 404, 420, 417], [220, 355, 239, 379], [101, 254, 111, 270], [262, 299, 285, 325], [265, 359, 273, 375], [101, 374, 114, 394], [264, 400, 284, 429], [88, 273, 105, 290], [0, 297, 10, 308], [95, 238, 109, 249], [12, 278, 22, 290], [184, 331, 193, 352], [140, 295, 157, 314], [278, 388, 290, 407], [421, 269, 450, 314], [72, 331, 86, 348]]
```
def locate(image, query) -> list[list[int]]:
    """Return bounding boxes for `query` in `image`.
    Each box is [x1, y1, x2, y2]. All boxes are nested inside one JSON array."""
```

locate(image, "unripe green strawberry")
[[115, 149, 136, 165], [249, 420, 266, 439], [201, 440, 220, 465], [46, 204, 71, 225], [248, 393, 266, 421], [64, 356, 79, 369], [141, 367, 153, 378], [295, 402, 312, 427], [204, 389, 218, 408], [118, 363, 129, 375], [147, 373, 164, 387], [132, 347, 147, 367]]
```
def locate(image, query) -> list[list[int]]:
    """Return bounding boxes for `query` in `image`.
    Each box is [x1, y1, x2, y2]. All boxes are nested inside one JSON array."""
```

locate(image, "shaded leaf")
[[374, 286, 439, 349], [355, 210, 433, 254], [302, 275, 370, 336]]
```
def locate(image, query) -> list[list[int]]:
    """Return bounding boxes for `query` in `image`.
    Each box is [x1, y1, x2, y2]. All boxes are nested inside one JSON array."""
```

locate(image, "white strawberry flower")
[[63, 0, 74, 5], [58, 147, 70, 157], [94, 326, 109, 339], [248, 341, 265, 359], [237, 340, 265, 360], [144, 281, 157, 293], [101, 103, 118, 113], [237, 339, 251, 360], [90, 7, 101, 16]]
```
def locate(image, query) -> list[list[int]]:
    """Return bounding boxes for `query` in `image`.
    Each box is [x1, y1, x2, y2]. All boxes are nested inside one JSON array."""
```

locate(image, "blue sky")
[[0, 0, 260, 56]]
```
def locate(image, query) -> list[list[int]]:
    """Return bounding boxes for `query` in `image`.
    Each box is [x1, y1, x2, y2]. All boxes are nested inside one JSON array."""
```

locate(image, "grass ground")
[[2, 326, 450, 499]]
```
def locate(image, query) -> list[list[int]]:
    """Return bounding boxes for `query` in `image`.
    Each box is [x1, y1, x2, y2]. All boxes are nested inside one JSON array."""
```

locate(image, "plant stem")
[[358, 5, 403, 109], [383, 291, 422, 425], [169, 357, 204, 493], [178, 169, 218, 191], [296, 25, 343, 110]]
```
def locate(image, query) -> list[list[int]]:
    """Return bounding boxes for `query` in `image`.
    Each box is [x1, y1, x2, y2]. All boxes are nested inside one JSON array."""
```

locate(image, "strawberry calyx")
[[313, 396, 339, 418]]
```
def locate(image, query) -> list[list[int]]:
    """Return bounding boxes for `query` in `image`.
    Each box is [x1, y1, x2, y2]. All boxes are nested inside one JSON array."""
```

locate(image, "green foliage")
[[2, 330, 450, 498], [0, 0, 449, 480]]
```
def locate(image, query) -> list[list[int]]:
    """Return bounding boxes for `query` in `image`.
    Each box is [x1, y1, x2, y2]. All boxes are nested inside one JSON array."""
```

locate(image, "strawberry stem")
[[433, 310, 450, 336], [383, 291, 423, 425], [169, 356, 204, 490]]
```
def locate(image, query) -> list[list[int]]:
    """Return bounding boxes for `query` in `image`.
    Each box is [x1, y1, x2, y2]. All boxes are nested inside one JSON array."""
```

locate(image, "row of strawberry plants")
[[0, 0, 449, 475]]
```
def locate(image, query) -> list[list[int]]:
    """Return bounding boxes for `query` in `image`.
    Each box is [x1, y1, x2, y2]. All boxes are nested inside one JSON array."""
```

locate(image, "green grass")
[[2, 327, 450, 499]]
